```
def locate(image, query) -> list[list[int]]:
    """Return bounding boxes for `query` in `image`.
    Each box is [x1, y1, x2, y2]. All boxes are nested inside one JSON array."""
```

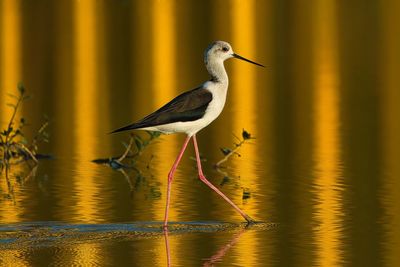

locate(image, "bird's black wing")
[[111, 86, 213, 133]]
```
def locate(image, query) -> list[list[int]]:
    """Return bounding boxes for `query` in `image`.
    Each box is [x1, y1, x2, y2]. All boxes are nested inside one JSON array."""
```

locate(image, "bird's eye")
[[222, 47, 229, 52]]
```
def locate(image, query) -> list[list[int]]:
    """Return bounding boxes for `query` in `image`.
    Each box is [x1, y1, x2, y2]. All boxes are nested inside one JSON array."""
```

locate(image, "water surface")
[[1, 0, 400, 266]]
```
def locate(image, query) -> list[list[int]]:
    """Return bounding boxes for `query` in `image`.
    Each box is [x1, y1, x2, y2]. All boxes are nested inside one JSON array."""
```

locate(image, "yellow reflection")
[[312, 1, 343, 266], [53, 243, 103, 266], [148, 0, 179, 219], [72, 0, 102, 222], [151, 0, 176, 108], [380, 1, 400, 266], [0, 250, 28, 266], [0, 0, 21, 116], [230, 0, 261, 266], [0, 165, 31, 223], [150, 1, 178, 266], [0, 0, 22, 223], [230, 0, 259, 221]]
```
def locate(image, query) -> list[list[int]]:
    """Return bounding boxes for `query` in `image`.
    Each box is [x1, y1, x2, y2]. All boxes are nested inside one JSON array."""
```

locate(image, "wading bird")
[[112, 41, 264, 227]]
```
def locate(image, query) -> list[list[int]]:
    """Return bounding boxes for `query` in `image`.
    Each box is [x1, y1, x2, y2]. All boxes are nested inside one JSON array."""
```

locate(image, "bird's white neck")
[[205, 58, 228, 85]]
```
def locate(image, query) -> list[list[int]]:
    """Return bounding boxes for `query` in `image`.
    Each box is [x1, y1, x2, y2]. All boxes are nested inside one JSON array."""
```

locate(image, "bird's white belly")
[[141, 90, 226, 136]]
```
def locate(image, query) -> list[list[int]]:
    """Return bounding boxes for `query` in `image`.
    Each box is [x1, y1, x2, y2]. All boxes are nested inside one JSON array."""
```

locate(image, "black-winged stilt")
[[112, 41, 264, 227]]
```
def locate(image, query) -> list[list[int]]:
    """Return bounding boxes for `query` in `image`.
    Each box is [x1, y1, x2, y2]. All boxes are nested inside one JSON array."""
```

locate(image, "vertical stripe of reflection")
[[231, 0, 260, 266], [151, 1, 178, 266], [72, 0, 102, 224], [312, 1, 344, 266], [380, 1, 400, 266], [0, 0, 23, 224]]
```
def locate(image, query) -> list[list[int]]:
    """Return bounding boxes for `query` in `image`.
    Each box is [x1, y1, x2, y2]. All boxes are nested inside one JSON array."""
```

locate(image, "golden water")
[[1, 1, 399, 266]]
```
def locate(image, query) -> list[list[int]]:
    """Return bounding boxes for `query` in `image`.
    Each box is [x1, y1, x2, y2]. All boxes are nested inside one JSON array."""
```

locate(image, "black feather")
[[111, 86, 212, 134]]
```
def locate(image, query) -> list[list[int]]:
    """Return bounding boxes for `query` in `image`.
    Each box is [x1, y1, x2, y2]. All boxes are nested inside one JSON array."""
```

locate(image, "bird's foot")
[[244, 216, 259, 227]]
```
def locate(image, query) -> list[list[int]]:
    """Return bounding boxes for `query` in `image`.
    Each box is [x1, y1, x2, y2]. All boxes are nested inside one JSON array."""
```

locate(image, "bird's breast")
[[202, 83, 228, 123]]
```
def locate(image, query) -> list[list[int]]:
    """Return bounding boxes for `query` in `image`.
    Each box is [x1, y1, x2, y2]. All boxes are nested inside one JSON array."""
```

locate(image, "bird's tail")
[[109, 123, 140, 134]]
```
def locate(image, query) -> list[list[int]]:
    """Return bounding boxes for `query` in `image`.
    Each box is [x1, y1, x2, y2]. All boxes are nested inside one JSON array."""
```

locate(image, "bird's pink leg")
[[164, 135, 191, 228], [192, 134, 255, 223]]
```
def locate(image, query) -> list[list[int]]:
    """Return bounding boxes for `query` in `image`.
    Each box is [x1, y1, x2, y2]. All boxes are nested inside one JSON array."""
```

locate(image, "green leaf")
[[7, 93, 18, 99], [134, 134, 143, 142], [220, 176, 230, 186], [242, 129, 251, 140], [150, 187, 161, 199], [134, 139, 143, 150], [220, 147, 232, 156], [242, 189, 251, 200], [17, 82, 25, 95], [109, 159, 124, 170], [151, 131, 161, 138]]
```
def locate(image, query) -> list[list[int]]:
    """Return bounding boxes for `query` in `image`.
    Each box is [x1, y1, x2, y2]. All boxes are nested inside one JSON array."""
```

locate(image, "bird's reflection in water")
[[164, 229, 172, 267], [202, 227, 247, 266], [163, 226, 247, 267]]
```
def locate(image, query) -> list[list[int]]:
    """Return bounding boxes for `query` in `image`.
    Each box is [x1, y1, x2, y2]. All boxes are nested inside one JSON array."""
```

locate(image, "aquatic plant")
[[214, 129, 255, 168], [0, 83, 49, 170], [92, 132, 162, 199], [94, 129, 254, 199], [92, 131, 161, 170]]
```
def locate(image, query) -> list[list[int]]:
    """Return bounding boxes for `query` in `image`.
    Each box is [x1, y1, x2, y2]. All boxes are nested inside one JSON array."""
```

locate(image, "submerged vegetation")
[[0, 84, 49, 170]]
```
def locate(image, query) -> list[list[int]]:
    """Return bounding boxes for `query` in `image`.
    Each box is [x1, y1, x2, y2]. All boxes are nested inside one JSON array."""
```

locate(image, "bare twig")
[[30, 120, 49, 152], [117, 136, 134, 162], [93, 131, 160, 170], [214, 139, 246, 167], [14, 143, 38, 163], [5, 85, 24, 137], [214, 129, 254, 168]]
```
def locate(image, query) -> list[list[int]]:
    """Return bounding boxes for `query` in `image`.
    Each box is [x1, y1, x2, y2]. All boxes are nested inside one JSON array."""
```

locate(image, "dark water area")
[[1, 0, 400, 266]]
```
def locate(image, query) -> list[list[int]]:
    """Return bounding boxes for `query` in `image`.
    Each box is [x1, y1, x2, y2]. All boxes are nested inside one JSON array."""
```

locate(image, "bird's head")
[[204, 40, 264, 67]]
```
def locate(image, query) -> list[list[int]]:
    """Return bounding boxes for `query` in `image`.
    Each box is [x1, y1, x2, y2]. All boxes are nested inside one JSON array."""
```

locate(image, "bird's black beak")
[[232, 53, 265, 67]]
